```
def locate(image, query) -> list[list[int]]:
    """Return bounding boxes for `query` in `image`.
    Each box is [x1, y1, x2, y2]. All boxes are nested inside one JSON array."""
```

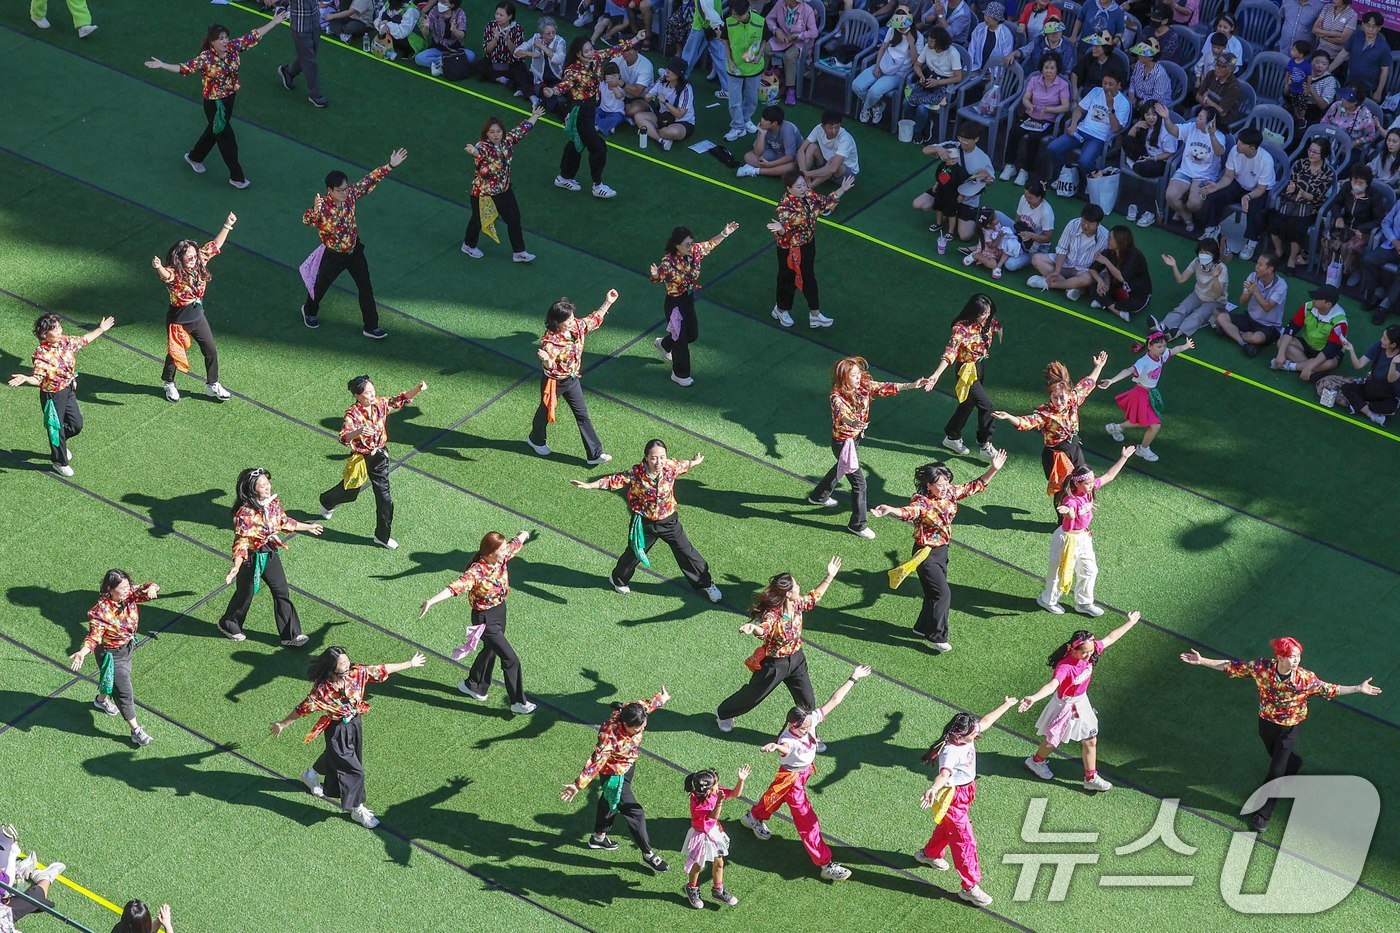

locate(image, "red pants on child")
[[750, 765, 833, 866], [923, 781, 980, 889]]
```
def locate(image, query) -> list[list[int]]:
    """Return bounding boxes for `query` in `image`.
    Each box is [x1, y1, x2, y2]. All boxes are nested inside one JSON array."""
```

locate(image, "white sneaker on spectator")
[[745, 121, 759, 133], [609, 575, 632, 595], [931, 641, 953, 652], [1203, 225, 1220, 239], [230, 179, 252, 189], [1126, 204, 1139, 222], [807, 493, 837, 506], [320, 506, 335, 519], [163, 381, 181, 402], [1027, 274, 1048, 290], [858, 107, 872, 123], [1014, 169, 1028, 186], [1240, 239, 1257, 260], [32, 862, 66, 884], [771, 307, 794, 327], [554, 175, 581, 191], [736, 164, 760, 177], [869, 103, 885, 124], [661, 139, 673, 151], [1089, 299, 1103, 308], [1136, 210, 1156, 227], [281, 635, 310, 647], [591, 183, 617, 198], [573, 11, 594, 26], [94, 694, 120, 716], [999, 163, 1017, 181], [1367, 410, 1388, 424], [724, 127, 746, 141], [14, 852, 38, 883], [1065, 288, 1083, 300], [715, 89, 728, 99], [808, 311, 834, 327], [461, 243, 484, 258]]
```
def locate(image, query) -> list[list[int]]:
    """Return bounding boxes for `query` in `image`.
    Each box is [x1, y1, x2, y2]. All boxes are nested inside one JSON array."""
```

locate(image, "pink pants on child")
[[750, 765, 833, 867], [923, 781, 980, 889]]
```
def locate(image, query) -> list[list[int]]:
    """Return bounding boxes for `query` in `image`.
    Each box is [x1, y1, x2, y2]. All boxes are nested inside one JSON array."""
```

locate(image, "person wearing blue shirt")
[[1330, 11, 1391, 100], [1071, 0, 1125, 50]]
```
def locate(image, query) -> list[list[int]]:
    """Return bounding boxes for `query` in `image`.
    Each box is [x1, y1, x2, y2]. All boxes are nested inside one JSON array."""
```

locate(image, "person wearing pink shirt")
[[1018, 611, 1142, 791], [766, 0, 818, 105], [1035, 445, 1134, 617], [681, 764, 750, 908]]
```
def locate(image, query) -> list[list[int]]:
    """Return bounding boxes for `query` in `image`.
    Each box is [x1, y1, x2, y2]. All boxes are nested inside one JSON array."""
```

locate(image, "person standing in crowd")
[[871, 452, 1006, 652], [8, 313, 114, 477], [271, 646, 427, 829], [561, 686, 673, 872], [715, 556, 842, 731], [572, 440, 723, 602], [319, 375, 427, 550], [722, 0, 768, 142], [924, 294, 1002, 460], [418, 530, 538, 715], [682, 764, 751, 909], [1181, 637, 1382, 831], [462, 105, 546, 263], [769, 170, 853, 329], [1020, 611, 1141, 790], [1101, 333, 1193, 461], [220, 467, 321, 645], [30, 0, 98, 37], [143, 12, 288, 188], [545, 35, 643, 199], [741, 664, 871, 883], [650, 222, 740, 386], [151, 211, 237, 404], [1033, 446, 1133, 617], [68, 571, 161, 747], [300, 148, 407, 338], [529, 290, 619, 463], [993, 354, 1109, 509], [268, 0, 329, 108]]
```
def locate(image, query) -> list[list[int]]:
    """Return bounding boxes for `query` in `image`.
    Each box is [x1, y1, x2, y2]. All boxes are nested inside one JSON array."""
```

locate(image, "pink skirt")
[[1115, 385, 1160, 426]]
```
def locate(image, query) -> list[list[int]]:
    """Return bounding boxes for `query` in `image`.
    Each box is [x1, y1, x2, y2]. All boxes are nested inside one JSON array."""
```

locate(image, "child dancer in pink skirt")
[[681, 763, 750, 909], [1020, 612, 1141, 791], [1035, 446, 1134, 618], [1099, 331, 1193, 462]]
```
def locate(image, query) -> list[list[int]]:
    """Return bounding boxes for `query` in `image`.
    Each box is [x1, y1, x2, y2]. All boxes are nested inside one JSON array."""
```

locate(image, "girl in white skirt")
[[682, 764, 750, 909], [1035, 446, 1134, 618], [1018, 611, 1141, 792]]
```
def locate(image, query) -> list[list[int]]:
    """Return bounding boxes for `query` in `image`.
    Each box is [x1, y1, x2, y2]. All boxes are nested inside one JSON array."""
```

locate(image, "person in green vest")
[[723, 0, 769, 142], [1269, 284, 1349, 382]]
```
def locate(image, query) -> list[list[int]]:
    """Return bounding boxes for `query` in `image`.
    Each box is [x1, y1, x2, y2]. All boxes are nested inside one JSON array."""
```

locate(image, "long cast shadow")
[[121, 487, 228, 539]]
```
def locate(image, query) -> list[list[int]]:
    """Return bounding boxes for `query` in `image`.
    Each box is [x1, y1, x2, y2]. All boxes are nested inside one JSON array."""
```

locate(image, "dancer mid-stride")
[[544, 35, 644, 199], [915, 696, 1019, 908], [715, 556, 842, 732], [1035, 446, 1135, 619], [271, 646, 427, 829], [871, 453, 1006, 652], [1098, 331, 1194, 463], [9, 313, 114, 477], [319, 375, 427, 550], [809, 356, 929, 539], [529, 289, 618, 464], [650, 222, 740, 387], [462, 105, 546, 263], [571, 439, 722, 603], [1181, 638, 1383, 832], [151, 211, 238, 403], [561, 687, 672, 872], [68, 571, 161, 747], [1019, 610, 1142, 792], [923, 294, 1002, 460], [768, 170, 853, 329], [741, 664, 871, 882]]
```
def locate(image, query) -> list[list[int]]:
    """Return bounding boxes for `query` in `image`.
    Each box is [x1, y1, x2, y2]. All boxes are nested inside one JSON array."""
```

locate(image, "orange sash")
[[744, 645, 768, 672], [757, 765, 812, 814], [542, 377, 557, 423], [1047, 450, 1073, 498], [167, 324, 192, 373]]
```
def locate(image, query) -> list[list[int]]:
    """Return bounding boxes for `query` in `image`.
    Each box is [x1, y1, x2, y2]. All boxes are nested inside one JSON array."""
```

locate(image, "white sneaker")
[[1075, 603, 1105, 618], [319, 506, 335, 519], [526, 438, 552, 456], [858, 107, 872, 123], [1105, 422, 1124, 441], [959, 884, 992, 907], [513, 251, 536, 263], [14, 852, 38, 883], [586, 453, 612, 465], [671, 373, 694, 387], [1367, 410, 1388, 425], [1202, 225, 1220, 240], [915, 850, 950, 870], [1014, 169, 1029, 186], [820, 862, 852, 881], [373, 537, 399, 550], [609, 575, 631, 595], [931, 641, 953, 653], [724, 127, 746, 141], [1239, 240, 1257, 261], [458, 681, 489, 701], [206, 382, 231, 400], [999, 163, 1017, 181], [661, 139, 673, 151], [54, 463, 75, 477], [32, 862, 66, 884], [978, 442, 997, 460], [184, 152, 206, 174], [716, 714, 734, 732], [554, 175, 581, 191], [847, 526, 876, 540], [163, 381, 181, 402], [807, 494, 837, 506], [461, 243, 484, 258], [653, 336, 672, 361], [941, 436, 969, 455], [229, 178, 252, 190], [510, 701, 538, 714], [591, 184, 617, 199], [1136, 210, 1156, 228], [573, 11, 594, 26], [869, 103, 885, 124], [1136, 446, 1159, 462], [741, 810, 772, 840], [350, 805, 380, 828], [1084, 773, 1114, 792], [1089, 299, 1103, 308], [736, 164, 761, 178], [77, 24, 98, 38], [301, 768, 325, 797], [32, 16, 51, 27], [771, 307, 794, 328], [703, 584, 723, 603], [808, 312, 834, 328], [1035, 594, 1065, 615], [1025, 755, 1055, 780], [1065, 288, 1083, 301], [1027, 274, 1048, 290], [1319, 388, 1338, 408], [431, 60, 444, 77], [745, 121, 759, 134], [963, 253, 977, 267], [1126, 204, 1139, 222]]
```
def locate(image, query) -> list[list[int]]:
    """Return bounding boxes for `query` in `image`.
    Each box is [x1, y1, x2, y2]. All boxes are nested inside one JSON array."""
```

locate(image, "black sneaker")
[[278, 64, 294, 91], [1250, 813, 1269, 832], [587, 834, 618, 850], [363, 327, 387, 340], [642, 851, 669, 872], [1373, 308, 1390, 326], [301, 305, 319, 329], [1241, 343, 1258, 358]]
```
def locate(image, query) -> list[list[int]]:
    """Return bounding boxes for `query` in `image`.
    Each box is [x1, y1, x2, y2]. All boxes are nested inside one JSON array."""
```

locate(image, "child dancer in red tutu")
[[1098, 332, 1193, 463]]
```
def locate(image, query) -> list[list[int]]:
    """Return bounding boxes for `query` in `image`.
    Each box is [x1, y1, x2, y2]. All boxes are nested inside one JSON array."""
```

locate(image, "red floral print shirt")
[[598, 459, 694, 520], [942, 319, 1002, 366], [650, 240, 717, 297], [554, 45, 627, 101], [30, 336, 87, 393], [773, 191, 838, 249], [339, 393, 409, 455], [472, 120, 534, 196], [232, 494, 297, 561], [1011, 377, 1096, 446], [83, 586, 155, 652], [830, 378, 900, 441], [290, 663, 390, 742], [445, 539, 524, 610], [162, 242, 220, 308], [576, 691, 667, 787], [753, 592, 820, 658], [540, 310, 605, 379], [303, 165, 393, 253], [179, 31, 262, 99], [897, 480, 988, 548], [482, 21, 525, 65], [1225, 657, 1340, 727]]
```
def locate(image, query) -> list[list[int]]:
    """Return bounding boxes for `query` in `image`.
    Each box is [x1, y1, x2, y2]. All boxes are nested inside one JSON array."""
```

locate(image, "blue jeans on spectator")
[[1046, 130, 1108, 183], [596, 109, 626, 134], [851, 68, 903, 114], [727, 73, 760, 132], [415, 46, 474, 68], [682, 29, 727, 79]]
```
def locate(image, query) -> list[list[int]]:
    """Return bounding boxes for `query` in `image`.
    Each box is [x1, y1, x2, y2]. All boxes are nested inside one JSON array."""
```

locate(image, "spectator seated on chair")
[[1002, 51, 1072, 186], [1070, 29, 1124, 100], [766, 0, 819, 106], [966, 1, 1014, 75], [1214, 252, 1289, 356], [1015, 0, 1064, 45], [1127, 36, 1169, 109], [1119, 100, 1178, 227], [798, 109, 861, 187], [907, 25, 966, 144], [738, 104, 804, 178], [1197, 126, 1278, 261], [1046, 70, 1131, 194], [1071, 0, 1127, 53], [1194, 51, 1244, 128], [1359, 192, 1400, 321], [923, 0, 973, 47], [1144, 4, 1181, 62], [1009, 15, 1077, 77], [1156, 237, 1229, 335], [1028, 202, 1110, 299], [1366, 128, 1400, 192], [1323, 83, 1380, 149], [1190, 17, 1243, 80], [854, 7, 922, 126], [1271, 137, 1338, 271]]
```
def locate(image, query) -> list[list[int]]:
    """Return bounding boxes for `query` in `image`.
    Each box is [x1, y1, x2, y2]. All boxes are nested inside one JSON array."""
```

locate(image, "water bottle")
[[937, 234, 948, 255], [362, 33, 373, 52], [980, 66, 1002, 115], [638, 129, 648, 149], [1326, 252, 1343, 287]]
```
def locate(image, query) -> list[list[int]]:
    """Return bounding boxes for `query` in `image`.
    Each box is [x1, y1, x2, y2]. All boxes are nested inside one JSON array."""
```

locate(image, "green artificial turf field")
[[1, 4, 1396, 931]]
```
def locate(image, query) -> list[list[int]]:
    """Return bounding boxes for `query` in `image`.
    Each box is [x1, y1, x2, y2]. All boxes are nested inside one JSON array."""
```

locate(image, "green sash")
[[43, 398, 62, 449], [251, 551, 270, 595], [628, 512, 652, 569], [601, 772, 625, 814], [563, 106, 584, 153], [98, 650, 115, 696]]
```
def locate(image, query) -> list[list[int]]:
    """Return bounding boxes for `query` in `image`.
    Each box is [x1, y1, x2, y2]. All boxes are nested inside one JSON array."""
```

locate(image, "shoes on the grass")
[[915, 850, 949, 870], [959, 884, 992, 907], [642, 851, 669, 872], [510, 701, 537, 714], [163, 381, 180, 403], [461, 243, 484, 258], [771, 307, 794, 328], [586, 453, 612, 465], [609, 575, 631, 595], [1074, 603, 1104, 618], [711, 885, 738, 906], [702, 584, 722, 603], [820, 861, 852, 881], [94, 694, 120, 716], [809, 311, 834, 328], [653, 337, 672, 362], [350, 804, 379, 828], [807, 493, 837, 506], [301, 305, 319, 329], [526, 438, 551, 456], [741, 810, 771, 840], [716, 714, 734, 732], [588, 833, 619, 850], [1105, 422, 1124, 442], [1083, 773, 1113, 792], [685, 884, 704, 909], [374, 536, 398, 550], [206, 381, 231, 401], [31, 861, 66, 884], [54, 463, 75, 477], [847, 526, 876, 540], [1025, 756, 1054, 780], [281, 634, 310, 647], [458, 681, 488, 701], [131, 727, 153, 747], [302, 768, 325, 797], [184, 152, 205, 174], [941, 436, 969, 455], [363, 327, 387, 340], [1035, 593, 1065, 615]]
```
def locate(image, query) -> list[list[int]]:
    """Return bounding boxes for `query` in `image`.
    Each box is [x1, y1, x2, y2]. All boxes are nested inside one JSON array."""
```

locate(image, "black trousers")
[[8, 884, 55, 921], [912, 544, 951, 642], [1253, 718, 1304, 821], [811, 438, 867, 531], [465, 187, 527, 252], [161, 307, 220, 384], [1203, 180, 1268, 240], [39, 384, 81, 465], [189, 92, 245, 182], [317, 715, 368, 811], [943, 362, 995, 446], [305, 241, 380, 329], [465, 604, 525, 704], [775, 239, 820, 312], [285, 27, 325, 101], [477, 57, 531, 92], [611, 512, 713, 589], [1360, 245, 1400, 308], [1340, 378, 1400, 415], [716, 649, 815, 721], [593, 767, 653, 851], [95, 639, 137, 720], [320, 449, 394, 542], [530, 375, 603, 459], [1041, 435, 1086, 515], [560, 99, 608, 185], [220, 550, 303, 641], [659, 292, 698, 379]]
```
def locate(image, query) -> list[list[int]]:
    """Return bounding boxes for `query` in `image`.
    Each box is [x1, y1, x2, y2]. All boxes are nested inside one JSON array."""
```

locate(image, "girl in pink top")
[[1019, 611, 1141, 791], [1099, 330, 1194, 462], [681, 764, 750, 909], [1036, 446, 1134, 617]]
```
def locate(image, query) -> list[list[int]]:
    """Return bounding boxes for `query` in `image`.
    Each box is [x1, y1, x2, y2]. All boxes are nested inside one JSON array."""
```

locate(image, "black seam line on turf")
[[578, 320, 666, 379], [390, 373, 536, 472], [11, 22, 1394, 447], [0, 629, 596, 933], [0, 677, 85, 738], [839, 159, 940, 225]]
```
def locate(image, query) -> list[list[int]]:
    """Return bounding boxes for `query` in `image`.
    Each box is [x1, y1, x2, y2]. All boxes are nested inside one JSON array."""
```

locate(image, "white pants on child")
[[1040, 528, 1097, 610]]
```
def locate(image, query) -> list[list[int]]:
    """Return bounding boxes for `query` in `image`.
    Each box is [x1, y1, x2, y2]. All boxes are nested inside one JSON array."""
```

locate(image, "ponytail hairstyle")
[[1131, 330, 1169, 354], [100, 569, 133, 597], [165, 238, 211, 286], [921, 711, 978, 765], [831, 356, 870, 397], [750, 572, 797, 619], [684, 768, 719, 797], [545, 298, 576, 333], [230, 467, 271, 515], [610, 701, 649, 729], [307, 646, 350, 685], [913, 462, 955, 496], [473, 531, 507, 564], [785, 704, 814, 727], [1044, 360, 1071, 392], [1060, 466, 1097, 500], [201, 23, 229, 53], [1048, 629, 1102, 668]]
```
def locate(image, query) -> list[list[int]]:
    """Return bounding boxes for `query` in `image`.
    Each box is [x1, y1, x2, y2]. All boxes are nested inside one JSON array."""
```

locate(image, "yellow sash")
[[888, 547, 932, 589], [1056, 530, 1083, 596], [928, 784, 955, 825], [479, 195, 501, 244], [342, 453, 368, 490], [954, 361, 977, 403]]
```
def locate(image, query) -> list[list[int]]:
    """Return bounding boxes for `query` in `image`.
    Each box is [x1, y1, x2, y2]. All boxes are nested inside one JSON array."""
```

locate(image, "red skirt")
[[1115, 385, 1160, 426]]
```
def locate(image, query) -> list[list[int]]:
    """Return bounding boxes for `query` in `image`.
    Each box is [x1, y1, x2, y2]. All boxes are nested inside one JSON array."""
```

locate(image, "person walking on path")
[[1034, 446, 1134, 618], [151, 211, 238, 404], [68, 571, 161, 747], [769, 171, 853, 329], [463, 106, 546, 263], [924, 294, 1003, 460], [8, 312, 114, 477], [267, 0, 330, 108], [529, 290, 618, 463], [650, 222, 740, 386]]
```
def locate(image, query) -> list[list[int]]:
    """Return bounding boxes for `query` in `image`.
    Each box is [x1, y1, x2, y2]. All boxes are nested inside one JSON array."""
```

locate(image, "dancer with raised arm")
[[152, 212, 238, 403], [1035, 446, 1134, 618], [649, 222, 740, 386], [68, 571, 161, 747], [1098, 331, 1194, 462], [529, 290, 618, 463], [924, 294, 1003, 460], [768, 171, 853, 329], [544, 35, 644, 198], [681, 764, 751, 909], [8, 313, 113, 477], [462, 105, 546, 263]]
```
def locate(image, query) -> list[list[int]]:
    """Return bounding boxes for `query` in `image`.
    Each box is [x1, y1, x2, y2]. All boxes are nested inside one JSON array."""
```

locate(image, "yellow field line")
[[19, 853, 122, 914]]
